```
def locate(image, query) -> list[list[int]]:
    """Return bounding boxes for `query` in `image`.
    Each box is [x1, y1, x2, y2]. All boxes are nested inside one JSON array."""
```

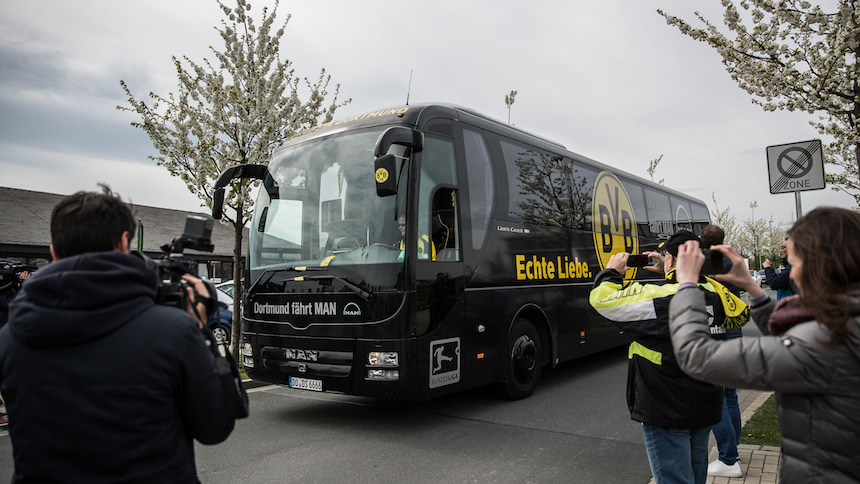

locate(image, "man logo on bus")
[[591, 170, 639, 280]]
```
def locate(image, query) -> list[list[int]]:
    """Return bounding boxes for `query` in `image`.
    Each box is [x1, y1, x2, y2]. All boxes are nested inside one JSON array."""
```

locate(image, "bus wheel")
[[496, 318, 542, 400]]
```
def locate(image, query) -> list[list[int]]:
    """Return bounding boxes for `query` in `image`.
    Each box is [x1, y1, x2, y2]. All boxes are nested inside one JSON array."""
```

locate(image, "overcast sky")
[[1, 0, 853, 227]]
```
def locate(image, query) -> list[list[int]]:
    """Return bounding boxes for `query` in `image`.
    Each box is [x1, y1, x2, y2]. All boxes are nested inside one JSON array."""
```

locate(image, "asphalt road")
[[194, 345, 650, 484]]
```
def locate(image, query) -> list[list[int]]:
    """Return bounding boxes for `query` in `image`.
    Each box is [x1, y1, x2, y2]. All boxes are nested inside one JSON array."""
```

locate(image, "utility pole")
[[750, 201, 759, 269]]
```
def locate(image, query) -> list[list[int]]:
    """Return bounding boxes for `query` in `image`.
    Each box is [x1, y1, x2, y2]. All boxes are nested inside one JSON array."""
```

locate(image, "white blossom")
[[659, 0, 860, 206], [119, 0, 350, 354]]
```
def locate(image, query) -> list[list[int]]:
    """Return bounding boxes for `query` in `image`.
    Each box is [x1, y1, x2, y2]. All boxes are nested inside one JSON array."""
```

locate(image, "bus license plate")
[[289, 377, 323, 392]]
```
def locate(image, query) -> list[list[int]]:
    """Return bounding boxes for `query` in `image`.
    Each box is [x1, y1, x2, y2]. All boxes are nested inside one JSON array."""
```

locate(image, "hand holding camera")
[[627, 251, 665, 274], [676, 242, 766, 298], [181, 274, 215, 329]]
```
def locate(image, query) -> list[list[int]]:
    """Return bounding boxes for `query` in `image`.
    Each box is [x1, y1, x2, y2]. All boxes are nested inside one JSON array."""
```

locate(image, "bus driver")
[[395, 215, 434, 262]]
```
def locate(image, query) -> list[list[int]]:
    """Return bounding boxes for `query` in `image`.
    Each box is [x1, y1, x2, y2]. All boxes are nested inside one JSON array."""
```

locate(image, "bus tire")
[[496, 318, 542, 400]]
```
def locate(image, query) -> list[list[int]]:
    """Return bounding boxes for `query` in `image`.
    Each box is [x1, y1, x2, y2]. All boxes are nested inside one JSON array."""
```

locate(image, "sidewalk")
[[646, 388, 783, 484], [704, 389, 782, 484]]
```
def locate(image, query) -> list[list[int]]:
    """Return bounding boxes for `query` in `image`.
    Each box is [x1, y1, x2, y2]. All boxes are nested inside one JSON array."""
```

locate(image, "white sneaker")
[[707, 459, 742, 478]]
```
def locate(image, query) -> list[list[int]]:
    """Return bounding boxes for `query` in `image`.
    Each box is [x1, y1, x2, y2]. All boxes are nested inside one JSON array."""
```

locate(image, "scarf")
[[704, 276, 751, 330], [665, 269, 751, 330], [767, 295, 810, 334], [768, 283, 860, 335]]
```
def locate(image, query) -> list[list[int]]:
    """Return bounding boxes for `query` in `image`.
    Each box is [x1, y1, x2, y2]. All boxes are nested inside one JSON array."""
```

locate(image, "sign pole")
[[795, 192, 803, 219], [137, 219, 144, 253]]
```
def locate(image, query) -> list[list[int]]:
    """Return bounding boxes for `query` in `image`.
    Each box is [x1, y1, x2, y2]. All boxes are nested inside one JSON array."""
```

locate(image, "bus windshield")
[[249, 127, 408, 289]]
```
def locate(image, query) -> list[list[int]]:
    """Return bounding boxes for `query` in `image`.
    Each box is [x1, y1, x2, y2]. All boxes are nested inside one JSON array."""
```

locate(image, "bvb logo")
[[592, 171, 639, 280], [375, 168, 389, 184]]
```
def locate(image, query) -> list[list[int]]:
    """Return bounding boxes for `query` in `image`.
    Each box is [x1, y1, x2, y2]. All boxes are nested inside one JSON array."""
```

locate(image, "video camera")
[[0, 260, 37, 288], [135, 215, 218, 318]]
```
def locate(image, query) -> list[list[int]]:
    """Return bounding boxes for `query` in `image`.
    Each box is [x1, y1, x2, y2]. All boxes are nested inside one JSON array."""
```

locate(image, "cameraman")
[[0, 261, 29, 429], [0, 186, 247, 482], [0, 261, 30, 329]]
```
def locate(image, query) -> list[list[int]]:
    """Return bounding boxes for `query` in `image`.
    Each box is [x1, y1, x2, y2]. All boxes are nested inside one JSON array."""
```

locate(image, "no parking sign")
[[766, 139, 826, 194]]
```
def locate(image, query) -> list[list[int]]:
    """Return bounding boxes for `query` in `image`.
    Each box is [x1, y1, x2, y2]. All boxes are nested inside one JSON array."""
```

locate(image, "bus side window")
[[418, 136, 458, 261], [462, 128, 494, 250], [432, 188, 459, 261]]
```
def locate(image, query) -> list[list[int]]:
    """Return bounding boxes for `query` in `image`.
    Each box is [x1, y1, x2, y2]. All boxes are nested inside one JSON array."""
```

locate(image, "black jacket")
[[0, 251, 239, 483], [764, 260, 794, 300], [589, 268, 745, 429], [0, 286, 16, 328]]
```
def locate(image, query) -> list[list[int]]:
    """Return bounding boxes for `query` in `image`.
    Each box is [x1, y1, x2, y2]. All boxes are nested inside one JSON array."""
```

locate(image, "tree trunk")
[[230, 200, 244, 363]]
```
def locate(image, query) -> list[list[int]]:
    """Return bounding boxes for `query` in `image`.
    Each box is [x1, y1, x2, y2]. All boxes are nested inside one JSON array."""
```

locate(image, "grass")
[[740, 394, 781, 446]]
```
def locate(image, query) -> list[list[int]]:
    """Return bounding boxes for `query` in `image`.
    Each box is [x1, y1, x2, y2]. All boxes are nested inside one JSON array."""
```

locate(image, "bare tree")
[[710, 192, 738, 244], [119, 0, 349, 358], [505, 90, 518, 124], [647, 154, 666, 185]]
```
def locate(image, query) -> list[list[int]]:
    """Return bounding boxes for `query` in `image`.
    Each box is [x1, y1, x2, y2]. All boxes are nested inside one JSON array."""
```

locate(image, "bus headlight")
[[243, 356, 255, 368], [368, 351, 398, 367], [242, 343, 253, 357]]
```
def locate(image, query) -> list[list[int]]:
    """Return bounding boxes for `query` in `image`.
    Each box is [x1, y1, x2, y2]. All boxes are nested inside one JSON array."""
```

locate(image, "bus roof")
[[283, 103, 706, 207]]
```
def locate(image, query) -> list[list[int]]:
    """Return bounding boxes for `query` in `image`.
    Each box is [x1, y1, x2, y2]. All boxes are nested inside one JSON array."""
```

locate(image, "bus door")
[[413, 130, 467, 397]]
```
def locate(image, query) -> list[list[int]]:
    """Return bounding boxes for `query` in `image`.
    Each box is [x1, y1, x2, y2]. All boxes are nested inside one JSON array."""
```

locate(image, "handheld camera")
[[627, 254, 656, 267]]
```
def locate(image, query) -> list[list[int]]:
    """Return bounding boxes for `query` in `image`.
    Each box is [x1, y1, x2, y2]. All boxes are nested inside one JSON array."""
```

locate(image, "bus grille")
[[260, 346, 353, 378]]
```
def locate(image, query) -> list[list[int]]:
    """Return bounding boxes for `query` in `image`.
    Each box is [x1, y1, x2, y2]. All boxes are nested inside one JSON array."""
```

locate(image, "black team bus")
[[212, 103, 710, 400]]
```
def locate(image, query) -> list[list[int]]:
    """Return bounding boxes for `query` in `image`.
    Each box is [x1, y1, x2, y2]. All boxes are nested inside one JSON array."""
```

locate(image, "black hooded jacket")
[[0, 250, 238, 483]]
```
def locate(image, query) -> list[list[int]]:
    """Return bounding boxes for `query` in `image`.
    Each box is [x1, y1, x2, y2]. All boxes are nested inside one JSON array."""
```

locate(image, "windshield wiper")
[[295, 275, 373, 301], [247, 268, 373, 301], [247, 266, 329, 299]]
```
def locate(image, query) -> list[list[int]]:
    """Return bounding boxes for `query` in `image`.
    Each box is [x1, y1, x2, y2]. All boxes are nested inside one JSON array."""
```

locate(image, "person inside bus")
[[589, 231, 750, 484], [669, 206, 860, 484], [395, 215, 434, 262]]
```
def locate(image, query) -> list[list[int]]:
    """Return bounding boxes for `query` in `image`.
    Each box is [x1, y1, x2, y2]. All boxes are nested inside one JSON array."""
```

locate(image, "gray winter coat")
[[668, 287, 860, 484]]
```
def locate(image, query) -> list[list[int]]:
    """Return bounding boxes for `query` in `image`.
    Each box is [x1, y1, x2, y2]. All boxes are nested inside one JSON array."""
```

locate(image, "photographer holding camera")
[[0, 260, 31, 329], [0, 260, 31, 429], [669, 207, 860, 483], [589, 230, 750, 484], [0, 186, 247, 482]]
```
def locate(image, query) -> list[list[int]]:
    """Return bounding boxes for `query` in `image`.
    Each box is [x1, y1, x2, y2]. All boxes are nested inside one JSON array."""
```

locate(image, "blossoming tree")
[[119, 0, 350, 354], [659, 1, 859, 206]]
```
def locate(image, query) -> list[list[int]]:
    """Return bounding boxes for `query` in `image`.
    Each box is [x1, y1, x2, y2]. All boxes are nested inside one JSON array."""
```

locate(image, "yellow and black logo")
[[592, 171, 638, 280], [375, 168, 389, 184]]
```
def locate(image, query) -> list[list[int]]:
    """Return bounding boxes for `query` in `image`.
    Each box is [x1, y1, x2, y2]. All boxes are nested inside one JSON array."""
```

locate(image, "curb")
[[241, 378, 272, 390], [739, 391, 772, 427]]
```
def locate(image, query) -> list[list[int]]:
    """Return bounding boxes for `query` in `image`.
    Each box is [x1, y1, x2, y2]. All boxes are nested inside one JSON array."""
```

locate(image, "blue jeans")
[[712, 387, 740, 464], [711, 329, 742, 464], [642, 424, 710, 484]]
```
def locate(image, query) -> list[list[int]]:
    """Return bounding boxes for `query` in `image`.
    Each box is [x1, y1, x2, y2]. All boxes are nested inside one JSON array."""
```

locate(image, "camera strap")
[[202, 328, 250, 419]]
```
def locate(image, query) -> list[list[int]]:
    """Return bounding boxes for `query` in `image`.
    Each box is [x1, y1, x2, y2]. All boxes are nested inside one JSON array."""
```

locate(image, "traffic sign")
[[766, 139, 825, 194]]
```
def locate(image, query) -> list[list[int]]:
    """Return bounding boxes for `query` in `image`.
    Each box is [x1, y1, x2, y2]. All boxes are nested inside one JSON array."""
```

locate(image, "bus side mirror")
[[374, 154, 398, 197], [211, 163, 277, 219], [212, 188, 226, 220], [374, 126, 423, 157]]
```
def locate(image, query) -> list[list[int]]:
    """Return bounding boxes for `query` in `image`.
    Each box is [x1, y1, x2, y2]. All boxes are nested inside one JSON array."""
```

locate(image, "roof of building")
[[0, 186, 247, 258]]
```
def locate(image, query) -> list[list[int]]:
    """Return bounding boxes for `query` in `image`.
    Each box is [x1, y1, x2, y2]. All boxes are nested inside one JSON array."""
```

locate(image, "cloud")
[[0, 0, 854, 224]]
